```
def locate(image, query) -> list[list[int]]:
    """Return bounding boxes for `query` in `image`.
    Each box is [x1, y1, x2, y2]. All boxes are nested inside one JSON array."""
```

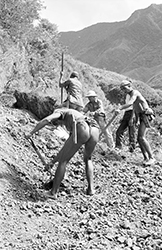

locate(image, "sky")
[[40, 0, 162, 32]]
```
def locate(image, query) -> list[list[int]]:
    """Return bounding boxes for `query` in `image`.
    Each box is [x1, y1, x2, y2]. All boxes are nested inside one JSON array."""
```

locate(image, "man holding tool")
[[83, 90, 115, 150], [59, 71, 84, 111], [115, 79, 155, 165], [115, 79, 136, 152], [25, 108, 100, 199]]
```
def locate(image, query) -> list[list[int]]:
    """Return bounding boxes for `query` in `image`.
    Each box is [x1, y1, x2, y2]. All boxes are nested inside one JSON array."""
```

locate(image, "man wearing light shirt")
[[115, 80, 136, 152], [83, 90, 114, 150], [59, 71, 84, 111]]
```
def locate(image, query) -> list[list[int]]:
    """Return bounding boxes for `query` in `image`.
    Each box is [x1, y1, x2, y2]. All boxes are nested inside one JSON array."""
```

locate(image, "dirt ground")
[[0, 103, 162, 250]]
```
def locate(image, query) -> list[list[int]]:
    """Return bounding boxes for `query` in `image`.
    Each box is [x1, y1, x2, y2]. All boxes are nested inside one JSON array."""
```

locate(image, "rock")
[[132, 246, 140, 250], [126, 238, 133, 247], [13, 90, 57, 119], [89, 212, 96, 219], [0, 93, 16, 107], [117, 236, 126, 243], [120, 219, 131, 229]]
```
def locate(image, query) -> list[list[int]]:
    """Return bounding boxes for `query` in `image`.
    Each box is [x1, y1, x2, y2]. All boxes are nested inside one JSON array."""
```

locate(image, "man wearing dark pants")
[[115, 80, 136, 152]]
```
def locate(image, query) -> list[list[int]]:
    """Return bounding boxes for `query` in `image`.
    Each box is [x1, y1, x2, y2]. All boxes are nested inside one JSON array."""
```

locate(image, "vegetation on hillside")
[[0, 0, 162, 133], [0, 0, 64, 98], [0, 0, 42, 42]]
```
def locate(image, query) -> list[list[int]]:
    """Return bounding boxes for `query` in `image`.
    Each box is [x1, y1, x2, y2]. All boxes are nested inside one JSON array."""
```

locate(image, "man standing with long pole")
[[59, 68, 84, 111]]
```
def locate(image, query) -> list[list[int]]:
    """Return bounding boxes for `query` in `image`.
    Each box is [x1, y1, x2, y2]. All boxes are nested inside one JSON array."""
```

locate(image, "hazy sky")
[[41, 0, 162, 32]]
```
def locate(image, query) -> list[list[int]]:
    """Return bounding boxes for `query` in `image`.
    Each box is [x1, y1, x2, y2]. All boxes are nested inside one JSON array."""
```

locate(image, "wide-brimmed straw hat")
[[86, 90, 97, 97]]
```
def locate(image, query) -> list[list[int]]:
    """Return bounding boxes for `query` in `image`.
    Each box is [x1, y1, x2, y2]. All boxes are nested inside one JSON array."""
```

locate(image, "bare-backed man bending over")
[[26, 108, 100, 199]]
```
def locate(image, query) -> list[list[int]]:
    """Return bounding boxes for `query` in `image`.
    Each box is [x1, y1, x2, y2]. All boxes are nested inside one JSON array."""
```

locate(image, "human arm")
[[59, 71, 69, 88], [83, 103, 89, 114], [25, 112, 61, 138], [120, 92, 137, 110], [94, 99, 105, 114], [83, 99, 105, 116], [59, 72, 70, 89], [82, 106, 93, 120], [59, 71, 63, 88], [115, 91, 137, 114], [83, 103, 96, 118], [139, 102, 154, 115]]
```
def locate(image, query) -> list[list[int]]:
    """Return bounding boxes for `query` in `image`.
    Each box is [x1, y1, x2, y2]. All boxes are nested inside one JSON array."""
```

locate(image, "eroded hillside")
[[0, 98, 162, 250]]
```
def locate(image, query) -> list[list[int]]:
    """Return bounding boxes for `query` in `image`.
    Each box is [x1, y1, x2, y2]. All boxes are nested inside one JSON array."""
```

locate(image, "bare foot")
[[44, 191, 57, 200]]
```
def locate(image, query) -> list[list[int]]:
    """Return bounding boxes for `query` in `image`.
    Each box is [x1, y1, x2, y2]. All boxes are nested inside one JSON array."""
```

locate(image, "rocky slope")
[[0, 98, 162, 250]]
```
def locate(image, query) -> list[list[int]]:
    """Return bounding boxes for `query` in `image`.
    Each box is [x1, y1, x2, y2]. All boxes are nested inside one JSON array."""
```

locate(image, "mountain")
[[59, 4, 162, 88]]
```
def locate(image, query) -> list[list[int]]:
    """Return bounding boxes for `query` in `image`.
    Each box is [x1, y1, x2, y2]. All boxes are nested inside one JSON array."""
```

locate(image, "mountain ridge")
[[59, 4, 162, 88]]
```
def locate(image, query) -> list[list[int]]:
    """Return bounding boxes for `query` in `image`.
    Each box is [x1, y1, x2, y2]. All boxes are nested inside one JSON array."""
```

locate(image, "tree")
[[26, 19, 62, 82], [0, 0, 43, 41]]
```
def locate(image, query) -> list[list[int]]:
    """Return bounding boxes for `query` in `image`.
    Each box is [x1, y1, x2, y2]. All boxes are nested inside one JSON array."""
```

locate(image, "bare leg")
[[85, 159, 94, 195], [51, 161, 67, 196], [50, 135, 82, 196], [137, 121, 153, 160], [44, 161, 67, 199], [138, 122, 148, 160], [49, 121, 91, 197], [96, 116, 114, 149], [84, 127, 99, 195], [103, 127, 114, 149]]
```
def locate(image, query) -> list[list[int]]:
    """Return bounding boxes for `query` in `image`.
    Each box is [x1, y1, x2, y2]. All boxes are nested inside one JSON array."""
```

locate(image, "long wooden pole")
[[60, 52, 64, 104]]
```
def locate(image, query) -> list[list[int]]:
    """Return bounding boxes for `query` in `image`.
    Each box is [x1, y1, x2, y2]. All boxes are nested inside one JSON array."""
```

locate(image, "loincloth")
[[139, 112, 155, 128]]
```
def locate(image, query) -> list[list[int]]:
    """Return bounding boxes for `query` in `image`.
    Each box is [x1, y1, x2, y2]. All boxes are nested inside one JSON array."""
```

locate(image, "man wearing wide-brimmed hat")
[[83, 90, 114, 149]]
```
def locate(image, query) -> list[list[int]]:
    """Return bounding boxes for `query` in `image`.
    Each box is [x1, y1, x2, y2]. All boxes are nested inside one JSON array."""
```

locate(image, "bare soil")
[[0, 104, 162, 250]]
